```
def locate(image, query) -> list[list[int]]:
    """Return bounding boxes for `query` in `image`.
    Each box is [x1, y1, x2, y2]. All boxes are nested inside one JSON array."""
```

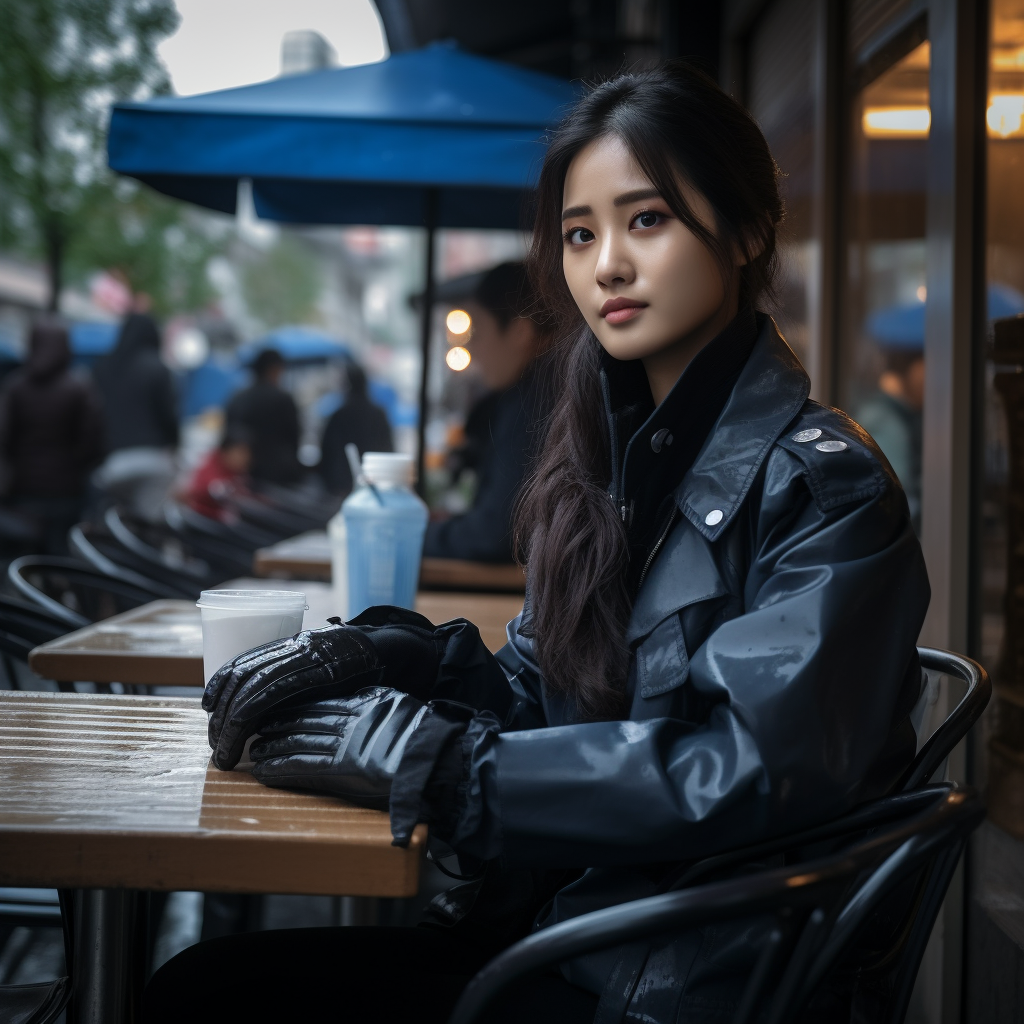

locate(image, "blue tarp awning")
[[238, 325, 351, 365], [107, 43, 576, 228]]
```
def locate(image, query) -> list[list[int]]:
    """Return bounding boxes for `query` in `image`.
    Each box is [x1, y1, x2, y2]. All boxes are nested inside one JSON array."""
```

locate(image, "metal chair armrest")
[[897, 647, 990, 791]]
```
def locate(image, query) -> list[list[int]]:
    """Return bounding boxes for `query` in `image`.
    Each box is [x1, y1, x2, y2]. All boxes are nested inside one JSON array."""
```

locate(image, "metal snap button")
[[793, 428, 822, 442], [651, 428, 673, 453], [705, 509, 724, 526], [815, 439, 848, 453]]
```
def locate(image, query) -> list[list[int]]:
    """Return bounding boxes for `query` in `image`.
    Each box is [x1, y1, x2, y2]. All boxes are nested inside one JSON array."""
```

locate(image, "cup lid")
[[196, 589, 307, 611]]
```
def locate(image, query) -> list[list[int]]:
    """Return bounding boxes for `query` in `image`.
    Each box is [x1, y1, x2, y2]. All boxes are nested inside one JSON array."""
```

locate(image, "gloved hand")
[[249, 688, 429, 809], [203, 610, 444, 771], [204, 607, 513, 772]]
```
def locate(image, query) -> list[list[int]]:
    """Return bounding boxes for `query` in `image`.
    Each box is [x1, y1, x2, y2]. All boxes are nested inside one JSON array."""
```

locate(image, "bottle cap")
[[362, 452, 415, 487]]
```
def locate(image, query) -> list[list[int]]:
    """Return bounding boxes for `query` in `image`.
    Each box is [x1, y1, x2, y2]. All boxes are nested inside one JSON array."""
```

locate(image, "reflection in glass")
[[841, 41, 929, 533], [979, 0, 1024, 820], [746, 0, 818, 370]]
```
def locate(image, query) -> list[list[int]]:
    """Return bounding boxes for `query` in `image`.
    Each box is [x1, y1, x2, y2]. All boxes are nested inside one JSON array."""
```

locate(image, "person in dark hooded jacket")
[[318, 362, 393, 495], [93, 313, 179, 453], [92, 313, 180, 520], [0, 319, 104, 552], [148, 65, 931, 1024]]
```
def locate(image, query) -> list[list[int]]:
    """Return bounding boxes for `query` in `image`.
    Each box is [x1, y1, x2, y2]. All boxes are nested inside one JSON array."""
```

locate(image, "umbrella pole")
[[415, 189, 438, 499]]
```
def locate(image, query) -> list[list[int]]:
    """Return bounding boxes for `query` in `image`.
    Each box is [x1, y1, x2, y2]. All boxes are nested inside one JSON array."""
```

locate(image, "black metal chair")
[[449, 647, 991, 1024], [229, 493, 326, 541], [8, 556, 169, 630], [0, 596, 70, 689], [166, 501, 279, 551], [162, 504, 264, 578], [449, 784, 983, 1024], [103, 507, 224, 591], [0, 889, 72, 1024], [69, 520, 204, 600]]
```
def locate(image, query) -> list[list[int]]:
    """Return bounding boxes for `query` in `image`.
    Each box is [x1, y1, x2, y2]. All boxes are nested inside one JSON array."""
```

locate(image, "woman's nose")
[[595, 233, 635, 288]]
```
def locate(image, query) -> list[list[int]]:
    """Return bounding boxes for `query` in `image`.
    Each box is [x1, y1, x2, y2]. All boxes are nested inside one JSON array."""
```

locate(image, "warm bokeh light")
[[916, 285, 927, 302], [987, 94, 1024, 137], [445, 346, 471, 371], [446, 309, 472, 335], [862, 107, 931, 138]]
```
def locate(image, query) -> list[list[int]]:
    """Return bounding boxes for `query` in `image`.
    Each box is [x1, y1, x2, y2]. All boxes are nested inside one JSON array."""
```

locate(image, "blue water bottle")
[[342, 452, 428, 617]]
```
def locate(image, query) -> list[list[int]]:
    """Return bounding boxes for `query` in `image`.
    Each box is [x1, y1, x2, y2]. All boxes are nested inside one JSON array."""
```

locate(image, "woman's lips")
[[600, 297, 648, 324], [604, 305, 645, 324]]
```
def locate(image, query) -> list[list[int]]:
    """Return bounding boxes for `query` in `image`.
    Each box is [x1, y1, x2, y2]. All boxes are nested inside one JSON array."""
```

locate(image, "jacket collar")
[[675, 315, 809, 541]]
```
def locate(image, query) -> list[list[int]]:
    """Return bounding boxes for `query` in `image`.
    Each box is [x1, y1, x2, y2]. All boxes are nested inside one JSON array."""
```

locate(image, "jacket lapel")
[[675, 317, 810, 542]]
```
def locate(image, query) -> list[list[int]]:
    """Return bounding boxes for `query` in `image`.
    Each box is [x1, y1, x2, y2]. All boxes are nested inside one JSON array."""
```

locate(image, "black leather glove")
[[203, 610, 444, 771], [249, 688, 429, 809], [204, 606, 513, 772]]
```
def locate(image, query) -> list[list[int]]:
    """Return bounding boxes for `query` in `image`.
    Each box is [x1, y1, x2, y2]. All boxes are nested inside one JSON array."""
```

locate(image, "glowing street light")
[[446, 346, 471, 371], [446, 309, 472, 335]]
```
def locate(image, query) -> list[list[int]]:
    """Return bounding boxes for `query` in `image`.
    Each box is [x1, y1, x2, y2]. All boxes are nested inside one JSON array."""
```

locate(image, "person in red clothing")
[[184, 428, 252, 522]]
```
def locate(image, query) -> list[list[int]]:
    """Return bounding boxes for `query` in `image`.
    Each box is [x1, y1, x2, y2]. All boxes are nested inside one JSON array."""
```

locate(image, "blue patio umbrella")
[[239, 326, 351, 366], [107, 43, 576, 482], [867, 284, 1024, 349]]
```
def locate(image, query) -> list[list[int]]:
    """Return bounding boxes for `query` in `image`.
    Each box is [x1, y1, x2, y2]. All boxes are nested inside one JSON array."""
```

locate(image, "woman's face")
[[560, 135, 738, 402]]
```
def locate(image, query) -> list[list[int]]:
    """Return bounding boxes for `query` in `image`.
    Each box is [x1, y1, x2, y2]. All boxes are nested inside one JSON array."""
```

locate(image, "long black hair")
[[515, 62, 783, 719]]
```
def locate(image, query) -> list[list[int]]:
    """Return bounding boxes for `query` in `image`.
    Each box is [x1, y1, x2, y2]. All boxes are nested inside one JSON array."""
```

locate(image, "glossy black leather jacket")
[[411, 317, 930, 1021]]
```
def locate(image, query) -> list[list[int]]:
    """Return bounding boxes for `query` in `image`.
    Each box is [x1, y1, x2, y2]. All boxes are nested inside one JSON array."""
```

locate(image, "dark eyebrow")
[[561, 204, 591, 220], [614, 187, 662, 207]]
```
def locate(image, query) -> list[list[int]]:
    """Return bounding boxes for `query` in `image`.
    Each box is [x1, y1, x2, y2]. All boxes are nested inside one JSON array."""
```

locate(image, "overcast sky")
[[158, 0, 389, 96]]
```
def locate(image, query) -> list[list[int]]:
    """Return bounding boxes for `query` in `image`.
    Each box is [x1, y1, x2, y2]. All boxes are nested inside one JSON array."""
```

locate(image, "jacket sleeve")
[[434, 447, 930, 867]]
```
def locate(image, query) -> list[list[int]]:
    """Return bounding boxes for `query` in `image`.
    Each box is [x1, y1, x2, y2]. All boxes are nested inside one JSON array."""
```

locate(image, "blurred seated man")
[[424, 261, 545, 564], [182, 428, 252, 523], [318, 362, 393, 495], [855, 337, 923, 534], [225, 349, 303, 487]]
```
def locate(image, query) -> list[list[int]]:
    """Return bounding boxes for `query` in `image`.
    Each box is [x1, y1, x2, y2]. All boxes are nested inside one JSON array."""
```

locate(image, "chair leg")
[[0, 653, 18, 691], [733, 923, 787, 1024]]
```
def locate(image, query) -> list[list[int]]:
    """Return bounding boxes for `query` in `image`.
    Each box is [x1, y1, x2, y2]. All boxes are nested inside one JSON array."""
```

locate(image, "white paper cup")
[[197, 590, 307, 684]]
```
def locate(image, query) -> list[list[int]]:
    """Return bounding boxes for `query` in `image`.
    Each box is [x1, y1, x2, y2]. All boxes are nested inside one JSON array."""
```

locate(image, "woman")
[[148, 64, 928, 1023], [0, 319, 104, 552]]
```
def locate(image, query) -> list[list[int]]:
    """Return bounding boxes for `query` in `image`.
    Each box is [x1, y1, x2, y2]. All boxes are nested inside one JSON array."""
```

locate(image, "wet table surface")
[[28, 581, 524, 687], [253, 530, 526, 592], [0, 690, 425, 895]]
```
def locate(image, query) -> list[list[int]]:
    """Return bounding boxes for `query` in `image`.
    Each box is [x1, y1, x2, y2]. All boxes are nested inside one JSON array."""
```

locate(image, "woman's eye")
[[565, 226, 594, 245], [632, 211, 663, 230]]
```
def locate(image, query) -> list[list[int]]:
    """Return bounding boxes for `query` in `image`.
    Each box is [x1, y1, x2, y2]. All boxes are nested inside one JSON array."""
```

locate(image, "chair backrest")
[[448, 784, 984, 1024], [8, 556, 167, 628], [896, 647, 991, 791], [104, 507, 215, 585], [162, 504, 256, 577], [69, 521, 204, 600], [0, 595, 70, 661]]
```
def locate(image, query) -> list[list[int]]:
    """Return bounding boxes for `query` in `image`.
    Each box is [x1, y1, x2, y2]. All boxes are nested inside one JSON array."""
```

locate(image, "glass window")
[[979, 0, 1024, 825], [839, 39, 929, 533], [746, 0, 819, 369]]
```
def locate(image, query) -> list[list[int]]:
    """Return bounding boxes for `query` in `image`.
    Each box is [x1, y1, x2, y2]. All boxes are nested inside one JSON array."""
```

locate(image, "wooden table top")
[[0, 691, 424, 895], [253, 530, 526, 593], [28, 581, 523, 687]]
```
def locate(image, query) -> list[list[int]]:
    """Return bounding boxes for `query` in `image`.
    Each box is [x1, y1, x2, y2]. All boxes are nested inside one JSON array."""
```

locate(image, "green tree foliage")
[[0, 0, 181, 309], [68, 176, 227, 317], [240, 235, 322, 330]]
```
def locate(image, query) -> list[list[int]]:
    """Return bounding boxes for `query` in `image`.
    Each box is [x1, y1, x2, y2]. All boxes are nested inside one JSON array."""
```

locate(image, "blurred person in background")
[[0, 319, 104, 553], [182, 427, 252, 523], [225, 348, 303, 488], [854, 337, 923, 533], [318, 361, 393, 495], [93, 312, 180, 521], [424, 261, 545, 563]]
